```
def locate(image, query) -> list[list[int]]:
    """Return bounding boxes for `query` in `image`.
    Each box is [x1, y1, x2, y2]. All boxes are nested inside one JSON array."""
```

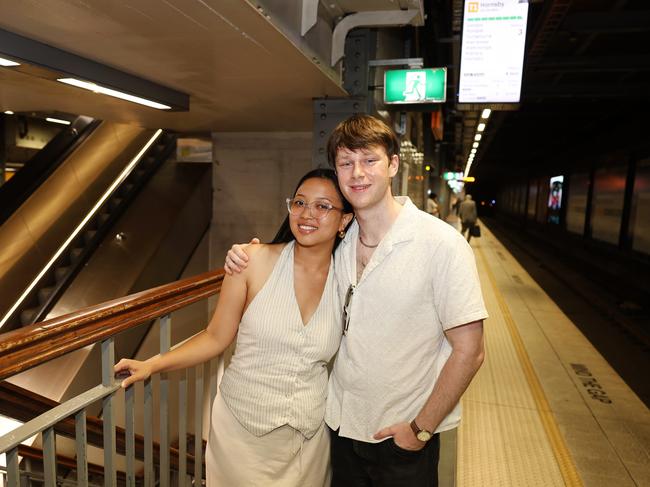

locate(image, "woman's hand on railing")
[[224, 238, 259, 275], [114, 358, 154, 388]]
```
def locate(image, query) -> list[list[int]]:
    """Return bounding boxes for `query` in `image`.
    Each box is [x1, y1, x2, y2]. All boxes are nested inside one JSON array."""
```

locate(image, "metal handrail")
[[0, 269, 225, 486]]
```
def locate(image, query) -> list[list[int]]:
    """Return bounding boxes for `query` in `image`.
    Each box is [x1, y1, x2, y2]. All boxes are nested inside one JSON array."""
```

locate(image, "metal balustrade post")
[[194, 363, 204, 483], [101, 338, 117, 487], [75, 409, 89, 486], [42, 426, 56, 486], [125, 384, 136, 486], [159, 314, 171, 487], [7, 447, 19, 487], [178, 368, 188, 487], [144, 376, 153, 487]]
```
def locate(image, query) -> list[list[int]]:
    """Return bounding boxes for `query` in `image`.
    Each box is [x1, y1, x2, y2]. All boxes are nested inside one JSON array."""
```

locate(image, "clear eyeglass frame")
[[286, 197, 342, 220]]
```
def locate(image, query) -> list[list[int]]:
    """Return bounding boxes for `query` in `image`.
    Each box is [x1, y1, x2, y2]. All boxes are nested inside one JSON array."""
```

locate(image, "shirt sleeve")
[[433, 233, 488, 330]]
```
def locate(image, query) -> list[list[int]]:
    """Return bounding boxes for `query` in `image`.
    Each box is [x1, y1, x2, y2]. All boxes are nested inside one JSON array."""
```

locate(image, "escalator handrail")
[[0, 268, 224, 381], [0, 116, 100, 227]]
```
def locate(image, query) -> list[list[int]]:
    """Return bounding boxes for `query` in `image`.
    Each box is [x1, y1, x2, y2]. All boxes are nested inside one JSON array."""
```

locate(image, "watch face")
[[417, 430, 432, 442]]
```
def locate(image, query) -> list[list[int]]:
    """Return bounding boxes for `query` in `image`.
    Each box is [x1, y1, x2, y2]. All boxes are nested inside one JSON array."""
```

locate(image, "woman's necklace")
[[358, 233, 379, 248]]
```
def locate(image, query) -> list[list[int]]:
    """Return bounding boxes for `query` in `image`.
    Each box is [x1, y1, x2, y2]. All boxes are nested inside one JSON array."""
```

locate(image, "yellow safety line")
[[476, 244, 583, 487]]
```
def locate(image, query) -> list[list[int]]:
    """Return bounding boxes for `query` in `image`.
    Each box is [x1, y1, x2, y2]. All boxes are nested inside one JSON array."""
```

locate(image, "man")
[[459, 194, 478, 243], [226, 115, 487, 486], [426, 193, 440, 218]]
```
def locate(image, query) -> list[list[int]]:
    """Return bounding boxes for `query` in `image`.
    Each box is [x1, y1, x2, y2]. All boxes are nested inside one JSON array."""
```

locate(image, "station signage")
[[384, 68, 447, 104], [458, 0, 529, 103]]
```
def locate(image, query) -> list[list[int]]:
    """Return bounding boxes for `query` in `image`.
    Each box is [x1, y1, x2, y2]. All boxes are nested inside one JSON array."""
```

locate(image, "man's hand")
[[374, 422, 425, 451], [224, 238, 260, 275]]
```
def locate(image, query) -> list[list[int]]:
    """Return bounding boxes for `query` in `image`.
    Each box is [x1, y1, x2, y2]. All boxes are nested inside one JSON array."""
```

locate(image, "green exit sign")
[[384, 68, 447, 104]]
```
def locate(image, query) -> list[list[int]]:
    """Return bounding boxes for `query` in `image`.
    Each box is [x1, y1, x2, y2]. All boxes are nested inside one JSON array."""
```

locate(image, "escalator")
[[0, 118, 212, 406]]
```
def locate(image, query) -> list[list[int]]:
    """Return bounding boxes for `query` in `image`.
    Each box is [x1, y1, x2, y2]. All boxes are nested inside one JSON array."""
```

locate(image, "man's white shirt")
[[326, 197, 488, 442]]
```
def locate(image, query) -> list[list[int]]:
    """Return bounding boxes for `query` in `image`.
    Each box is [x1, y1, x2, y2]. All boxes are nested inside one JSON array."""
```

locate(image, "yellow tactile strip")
[[456, 236, 583, 486]]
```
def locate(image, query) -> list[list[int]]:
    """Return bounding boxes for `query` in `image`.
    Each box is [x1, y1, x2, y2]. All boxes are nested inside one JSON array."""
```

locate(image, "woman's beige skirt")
[[206, 393, 331, 486]]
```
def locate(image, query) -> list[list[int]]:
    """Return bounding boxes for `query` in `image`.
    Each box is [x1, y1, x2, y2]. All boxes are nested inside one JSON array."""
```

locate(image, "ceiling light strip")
[[0, 56, 20, 66], [46, 117, 71, 125], [58, 78, 171, 110], [0, 129, 163, 330]]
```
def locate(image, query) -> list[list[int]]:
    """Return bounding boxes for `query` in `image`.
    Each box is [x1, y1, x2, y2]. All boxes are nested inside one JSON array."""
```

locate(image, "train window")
[[630, 158, 650, 255], [591, 165, 627, 245], [566, 173, 589, 235]]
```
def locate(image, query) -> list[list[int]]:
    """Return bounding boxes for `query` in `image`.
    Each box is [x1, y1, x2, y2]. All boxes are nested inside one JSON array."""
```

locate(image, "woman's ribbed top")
[[219, 241, 341, 438]]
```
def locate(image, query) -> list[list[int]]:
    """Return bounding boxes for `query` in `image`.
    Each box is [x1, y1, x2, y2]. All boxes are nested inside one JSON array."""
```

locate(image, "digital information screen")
[[459, 0, 529, 103], [548, 175, 563, 224]]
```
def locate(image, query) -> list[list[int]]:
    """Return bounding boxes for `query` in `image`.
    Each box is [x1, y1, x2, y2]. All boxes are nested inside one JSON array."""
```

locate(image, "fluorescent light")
[[477, 123, 486, 132], [0, 57, 20, 67], [4, 110, 14, 115], [57, 78, 171, 110], [46, 117, 71, 125], [473, 142, 479, 148], [0, 130, 163, 330], [474, 134, 482, 141], [481, 108, 491, 119]]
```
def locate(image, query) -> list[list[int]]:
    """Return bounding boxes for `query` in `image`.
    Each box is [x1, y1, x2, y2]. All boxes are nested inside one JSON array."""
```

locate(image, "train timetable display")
[[459, 0, 529, 103]]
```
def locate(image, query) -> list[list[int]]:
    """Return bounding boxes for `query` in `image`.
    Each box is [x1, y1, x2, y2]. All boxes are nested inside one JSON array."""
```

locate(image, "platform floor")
[[456, 221, 650, 487]]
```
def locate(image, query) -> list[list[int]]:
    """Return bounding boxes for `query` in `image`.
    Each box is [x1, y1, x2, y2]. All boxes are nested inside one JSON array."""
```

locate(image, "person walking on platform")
[[459, 194, 478, 243], [225, 114, 487, 487], [426, 193, 440, 218], [115, 168, 353, 487]]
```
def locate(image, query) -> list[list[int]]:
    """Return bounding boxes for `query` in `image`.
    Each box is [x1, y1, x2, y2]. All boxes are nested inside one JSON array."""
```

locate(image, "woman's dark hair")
[[271, 168, 353, 251]]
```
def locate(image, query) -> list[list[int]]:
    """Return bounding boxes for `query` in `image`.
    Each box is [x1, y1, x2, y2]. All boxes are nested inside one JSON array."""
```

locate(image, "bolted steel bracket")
[[312, 97, 366, 168]]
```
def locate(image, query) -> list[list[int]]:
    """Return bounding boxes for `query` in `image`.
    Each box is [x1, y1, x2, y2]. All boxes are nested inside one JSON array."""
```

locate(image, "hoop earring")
[[338, 230, 346, 238]]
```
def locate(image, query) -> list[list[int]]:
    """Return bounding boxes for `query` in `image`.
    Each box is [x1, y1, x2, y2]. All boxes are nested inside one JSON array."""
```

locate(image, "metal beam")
[[301, 0, 320, 36], [562, 11, 650, 33], [530, 54, 650, 72]]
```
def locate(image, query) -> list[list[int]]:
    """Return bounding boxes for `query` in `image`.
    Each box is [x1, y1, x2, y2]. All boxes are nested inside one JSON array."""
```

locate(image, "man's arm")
[[374, 320, 484, 450]]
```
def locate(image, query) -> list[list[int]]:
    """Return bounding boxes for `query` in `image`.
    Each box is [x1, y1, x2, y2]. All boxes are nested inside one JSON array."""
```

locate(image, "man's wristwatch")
[[410, 420, 433, 443]]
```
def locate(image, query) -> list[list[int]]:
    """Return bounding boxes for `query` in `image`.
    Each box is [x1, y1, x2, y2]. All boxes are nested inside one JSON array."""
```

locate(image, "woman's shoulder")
[[244, 242, 287, 273], [247, 242, 286, 261]]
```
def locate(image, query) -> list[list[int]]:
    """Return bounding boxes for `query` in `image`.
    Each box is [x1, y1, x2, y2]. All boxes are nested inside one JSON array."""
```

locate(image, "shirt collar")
[[340, 196, 419, 249]]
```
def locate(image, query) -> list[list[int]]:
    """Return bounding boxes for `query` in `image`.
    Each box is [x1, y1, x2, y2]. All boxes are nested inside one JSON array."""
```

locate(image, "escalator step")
[[98, 212, 110, 225], [83, 229, 97, 245], [109, 197, 123, 211], [38, 286, 55, 305], [55, 266, 70, 282], [70, 247, 84, 263], [20, 308, 38, 326]]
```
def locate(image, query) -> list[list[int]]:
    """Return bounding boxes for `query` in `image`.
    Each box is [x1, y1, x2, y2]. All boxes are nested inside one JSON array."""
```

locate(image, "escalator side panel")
[[0, 123, 155, 323], [6, 162, 212, 405]]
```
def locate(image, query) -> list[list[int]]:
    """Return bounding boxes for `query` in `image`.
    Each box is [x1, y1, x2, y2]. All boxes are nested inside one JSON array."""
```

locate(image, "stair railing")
[[0, 268, 224, 487]]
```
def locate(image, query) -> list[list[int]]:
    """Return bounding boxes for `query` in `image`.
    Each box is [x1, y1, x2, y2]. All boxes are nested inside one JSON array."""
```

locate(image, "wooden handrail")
[[0, 269, 224, 381]]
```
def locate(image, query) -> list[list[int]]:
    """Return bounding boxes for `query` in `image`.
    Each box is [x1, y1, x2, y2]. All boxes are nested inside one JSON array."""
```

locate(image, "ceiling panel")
[[0, 0, 347, 131]]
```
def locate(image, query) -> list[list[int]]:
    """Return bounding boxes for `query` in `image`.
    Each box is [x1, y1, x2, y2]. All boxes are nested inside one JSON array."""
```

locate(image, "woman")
[[114, 168, 353, 486]]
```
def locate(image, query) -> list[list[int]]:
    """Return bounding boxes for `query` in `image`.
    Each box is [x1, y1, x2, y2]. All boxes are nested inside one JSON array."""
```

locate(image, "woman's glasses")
[[286, 198, 343, 220]]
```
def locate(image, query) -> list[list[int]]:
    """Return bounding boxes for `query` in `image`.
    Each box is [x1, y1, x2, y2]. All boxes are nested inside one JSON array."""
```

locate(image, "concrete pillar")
[[210, 132, 312, 265]]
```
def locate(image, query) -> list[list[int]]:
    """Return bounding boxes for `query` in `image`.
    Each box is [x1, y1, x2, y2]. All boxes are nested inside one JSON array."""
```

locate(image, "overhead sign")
[[384, 68, 447, 104], [459, 0, 529, 103]]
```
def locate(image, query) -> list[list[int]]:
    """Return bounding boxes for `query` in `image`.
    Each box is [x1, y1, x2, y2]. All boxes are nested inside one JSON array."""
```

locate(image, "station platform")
[[455, 222, 649, 487]]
